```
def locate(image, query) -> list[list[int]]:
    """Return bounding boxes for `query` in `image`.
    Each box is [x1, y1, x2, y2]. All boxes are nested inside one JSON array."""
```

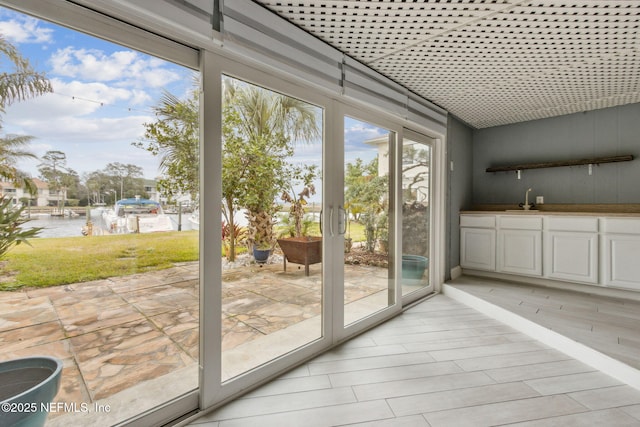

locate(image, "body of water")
[[24, 208, 317, 239], [24, 210, 196, 239]]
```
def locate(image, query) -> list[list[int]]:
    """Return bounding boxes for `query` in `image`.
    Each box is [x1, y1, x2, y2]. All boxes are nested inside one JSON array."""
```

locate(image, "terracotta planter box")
[[277, 236, 322, 276]]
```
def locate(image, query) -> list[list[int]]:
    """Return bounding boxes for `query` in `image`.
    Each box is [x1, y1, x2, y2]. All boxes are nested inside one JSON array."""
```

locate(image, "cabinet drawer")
[[601, 218, 640, 235], [460, 215, 495, 228], [544, 216, 598, 232], [498, 215, 542, 230]]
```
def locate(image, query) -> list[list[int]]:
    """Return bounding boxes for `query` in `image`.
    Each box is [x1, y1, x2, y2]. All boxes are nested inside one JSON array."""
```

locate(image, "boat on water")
[[188, 209, 199, 230], [102, 197, 173, 233]]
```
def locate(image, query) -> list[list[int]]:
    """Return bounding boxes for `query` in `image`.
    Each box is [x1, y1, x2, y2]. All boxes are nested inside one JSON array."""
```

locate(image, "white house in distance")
[[0, 178, 65, 207]]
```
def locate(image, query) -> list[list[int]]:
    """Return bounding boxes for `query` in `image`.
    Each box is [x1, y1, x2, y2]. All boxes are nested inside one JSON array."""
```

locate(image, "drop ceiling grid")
[[256, 0, 640, 128]]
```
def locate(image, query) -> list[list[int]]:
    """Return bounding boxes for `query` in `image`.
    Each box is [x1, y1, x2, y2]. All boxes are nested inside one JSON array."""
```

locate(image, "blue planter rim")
[[0, 356, 63, 404]]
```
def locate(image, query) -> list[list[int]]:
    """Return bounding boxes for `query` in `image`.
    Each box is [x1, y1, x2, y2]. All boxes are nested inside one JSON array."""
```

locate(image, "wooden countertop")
[[461, 204, 640, 217], [461, 210, 640, 217]]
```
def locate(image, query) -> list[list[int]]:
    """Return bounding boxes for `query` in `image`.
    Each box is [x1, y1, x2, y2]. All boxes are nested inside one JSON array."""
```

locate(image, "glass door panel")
[[401, 136, 432, 296], [343, 117, 394, 326], [0, 8, 200, 424], [220, 76, 323, 381]]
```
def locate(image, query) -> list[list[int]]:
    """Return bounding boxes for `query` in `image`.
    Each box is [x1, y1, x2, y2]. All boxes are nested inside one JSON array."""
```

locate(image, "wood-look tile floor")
[[187, 289, 640, 427], [448, 276, 640, 370]]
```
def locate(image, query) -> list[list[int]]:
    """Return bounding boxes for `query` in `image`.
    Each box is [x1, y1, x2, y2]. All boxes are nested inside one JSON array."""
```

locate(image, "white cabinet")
[[544, 217, 598, 284], [497, 216, 542, 277], [460, 215, 495, 271], [460, 213, 640, 293], [602, 218, 640, 291]]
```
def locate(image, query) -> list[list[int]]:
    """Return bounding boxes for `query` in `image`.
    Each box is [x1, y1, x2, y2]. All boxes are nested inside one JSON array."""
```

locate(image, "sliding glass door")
[[401, 131, 435, 301], [220, 75, 325, 382], [342, 117, 397, 327], [203, 56, 441, 414]]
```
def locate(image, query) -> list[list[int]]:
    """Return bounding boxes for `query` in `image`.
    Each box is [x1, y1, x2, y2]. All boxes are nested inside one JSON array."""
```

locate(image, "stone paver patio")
[[0, 257, 391, 425]]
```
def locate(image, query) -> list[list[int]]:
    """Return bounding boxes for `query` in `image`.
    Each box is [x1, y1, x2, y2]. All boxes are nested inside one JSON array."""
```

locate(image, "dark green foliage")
[[0, 196, 42, 260]]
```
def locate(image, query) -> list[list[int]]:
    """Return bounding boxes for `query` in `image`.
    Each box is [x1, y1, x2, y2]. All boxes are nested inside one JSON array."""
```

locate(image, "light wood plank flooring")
[[185, 285, 640, 426]]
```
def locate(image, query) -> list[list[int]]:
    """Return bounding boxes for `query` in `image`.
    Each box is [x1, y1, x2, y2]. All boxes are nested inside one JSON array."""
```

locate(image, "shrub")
[[0, 195, 42, 259]]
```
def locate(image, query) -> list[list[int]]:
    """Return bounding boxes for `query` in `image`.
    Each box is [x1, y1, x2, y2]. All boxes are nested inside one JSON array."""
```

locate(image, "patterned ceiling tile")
[[254, 0, 640, 128]]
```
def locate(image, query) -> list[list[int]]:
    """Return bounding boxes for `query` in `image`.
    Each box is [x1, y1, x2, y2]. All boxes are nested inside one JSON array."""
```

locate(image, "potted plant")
[[277, 167, 322, 276], [247, 210, 277, 264], [252, 240, 272, 264]]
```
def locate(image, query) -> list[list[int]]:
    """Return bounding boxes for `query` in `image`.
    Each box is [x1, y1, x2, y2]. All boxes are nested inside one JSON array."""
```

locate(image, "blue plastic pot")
[[0, 356, 62, 427], [402, 255, 429, 280]]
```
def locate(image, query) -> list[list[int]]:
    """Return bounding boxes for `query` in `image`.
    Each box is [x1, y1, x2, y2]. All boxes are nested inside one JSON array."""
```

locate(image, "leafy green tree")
[[345, 157, 388, 252], [221, 105, 248, 260], [402, 144, 430, 201], [38, 150, 68, 208], [0, 195, 42, 260], [136, 77, 320, 261], [104, 162, 145, 200], [135, 90, 198, 201], [83, 170, 111, 204]]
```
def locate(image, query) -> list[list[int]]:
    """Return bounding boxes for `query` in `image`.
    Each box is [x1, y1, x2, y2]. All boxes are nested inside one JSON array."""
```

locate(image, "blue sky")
[[0, 7, 194, 179], [0, 7, 387, 187]]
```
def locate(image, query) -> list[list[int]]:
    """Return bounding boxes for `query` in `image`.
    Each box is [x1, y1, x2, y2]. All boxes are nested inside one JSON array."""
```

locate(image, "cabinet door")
[[497, 229, 542, 276], [460, 228, 496, 271], [603, 234, 640, 290], [544, 232, 598, 283]]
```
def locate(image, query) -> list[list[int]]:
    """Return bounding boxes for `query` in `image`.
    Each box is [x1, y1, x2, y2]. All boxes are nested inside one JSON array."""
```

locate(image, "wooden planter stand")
[[277, 236, 322, 276]]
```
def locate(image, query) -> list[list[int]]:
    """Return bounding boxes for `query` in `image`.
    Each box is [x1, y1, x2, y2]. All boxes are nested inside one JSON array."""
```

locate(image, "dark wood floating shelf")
[[486, 155, 634, 173]]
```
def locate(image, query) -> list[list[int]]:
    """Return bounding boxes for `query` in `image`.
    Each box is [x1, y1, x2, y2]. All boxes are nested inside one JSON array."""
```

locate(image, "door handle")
[[338, 205, 347, 235], [319, 209, 323, 235], [329, 207, 334, 237]]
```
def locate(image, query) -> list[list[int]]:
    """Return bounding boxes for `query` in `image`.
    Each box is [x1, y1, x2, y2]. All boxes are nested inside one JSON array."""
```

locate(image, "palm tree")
[[0, 131, 38, 194], [0, 35, 52, 113], [223, 78, 320, 148], [222, 78, 320, 254], [0, 35, 52, 195]]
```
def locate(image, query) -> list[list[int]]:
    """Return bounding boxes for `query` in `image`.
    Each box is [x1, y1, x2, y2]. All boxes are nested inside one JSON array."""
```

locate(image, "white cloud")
[[3, 77, 156, 176], [0, 13, 52, 44], [50, 46, 181, 88], [5, 103, 151, 143], [4, 78, 141, 120]]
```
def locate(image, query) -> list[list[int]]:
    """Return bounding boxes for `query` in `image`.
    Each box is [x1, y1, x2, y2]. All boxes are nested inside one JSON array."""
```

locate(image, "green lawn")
[[0, 231, 198, 291], [0, 220, 367, 291]]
